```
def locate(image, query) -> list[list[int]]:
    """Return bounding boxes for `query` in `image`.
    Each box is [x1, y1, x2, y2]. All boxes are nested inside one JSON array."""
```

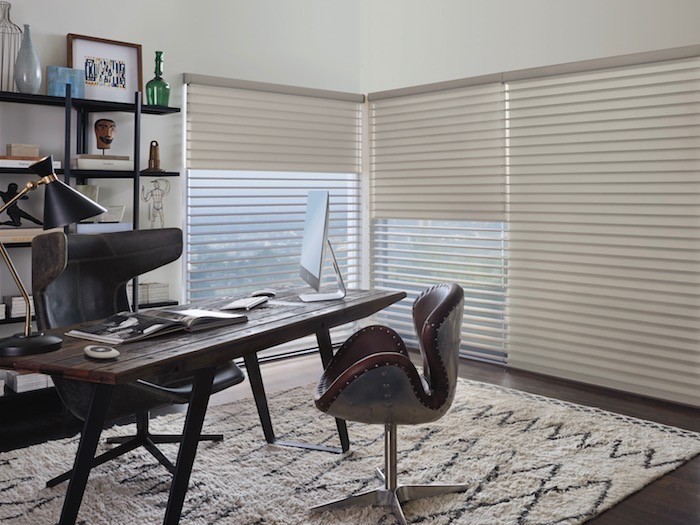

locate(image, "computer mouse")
[[250, 288, 276, 298]]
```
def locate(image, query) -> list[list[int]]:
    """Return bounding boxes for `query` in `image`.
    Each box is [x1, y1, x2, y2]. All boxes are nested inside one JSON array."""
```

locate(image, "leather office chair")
[[311, 283, 467, 525], [31, 228, 245, 487]]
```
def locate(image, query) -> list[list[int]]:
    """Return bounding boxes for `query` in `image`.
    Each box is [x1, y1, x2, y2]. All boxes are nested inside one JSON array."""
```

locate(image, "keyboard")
[[220, 296, 269, 311]]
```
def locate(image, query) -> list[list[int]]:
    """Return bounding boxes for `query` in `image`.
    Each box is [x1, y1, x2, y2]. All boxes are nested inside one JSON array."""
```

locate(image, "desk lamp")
[[0, 155, 107, 357]]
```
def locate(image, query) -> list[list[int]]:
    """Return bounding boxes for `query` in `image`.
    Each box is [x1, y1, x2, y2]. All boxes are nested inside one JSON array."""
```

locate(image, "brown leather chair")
[[31, 228, 245, 487], [311, 283, 467, 524]]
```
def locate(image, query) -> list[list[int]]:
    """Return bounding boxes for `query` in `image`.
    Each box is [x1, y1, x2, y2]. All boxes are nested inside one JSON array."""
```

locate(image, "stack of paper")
[[5, 370, 50, 393], [127, 282, 170, 305], [4, 295, 34, 319]]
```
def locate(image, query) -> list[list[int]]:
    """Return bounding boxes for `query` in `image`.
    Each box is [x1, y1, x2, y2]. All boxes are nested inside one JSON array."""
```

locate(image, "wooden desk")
[[0, 288, 405, 525]]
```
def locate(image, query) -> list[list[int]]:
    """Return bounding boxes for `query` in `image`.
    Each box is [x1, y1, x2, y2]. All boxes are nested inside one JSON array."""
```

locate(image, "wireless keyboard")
[[221, 296, 269, 311]]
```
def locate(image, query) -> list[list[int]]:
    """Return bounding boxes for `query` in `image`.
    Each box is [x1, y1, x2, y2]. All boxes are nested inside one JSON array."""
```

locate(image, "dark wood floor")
[[1, 356, 698, 524]]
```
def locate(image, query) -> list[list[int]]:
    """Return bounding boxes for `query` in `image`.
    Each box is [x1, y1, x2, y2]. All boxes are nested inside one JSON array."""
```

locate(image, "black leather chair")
[[31, 228, 245, 487], [311, 283, 467, 524]]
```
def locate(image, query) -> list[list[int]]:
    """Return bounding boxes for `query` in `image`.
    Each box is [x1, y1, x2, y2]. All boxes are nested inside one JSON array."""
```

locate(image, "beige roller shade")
[[186, 79, 362, 173], [506, 56, 700, 406], [369, 82, 506, 221]]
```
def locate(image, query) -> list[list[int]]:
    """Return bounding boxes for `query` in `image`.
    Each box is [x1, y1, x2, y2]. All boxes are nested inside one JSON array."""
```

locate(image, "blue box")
[[46, 66, 85, 98]]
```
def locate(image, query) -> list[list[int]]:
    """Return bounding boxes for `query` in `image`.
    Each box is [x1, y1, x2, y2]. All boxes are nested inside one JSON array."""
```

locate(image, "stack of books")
[[127, 282, 170, 305], [71, 154, 132, 171], [4, 295, 34, 319], [0, 304, 6, 321], [5, 370, 51, 393], [0, 156, 61, 169], [0, 227, 63, 244]]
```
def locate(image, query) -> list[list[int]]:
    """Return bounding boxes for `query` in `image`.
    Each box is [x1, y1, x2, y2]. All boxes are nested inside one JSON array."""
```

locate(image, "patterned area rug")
[[1, 380, 699, 524]]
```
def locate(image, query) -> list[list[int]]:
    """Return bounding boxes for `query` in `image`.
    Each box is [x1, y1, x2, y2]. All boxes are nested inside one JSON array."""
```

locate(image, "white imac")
[[298, 190, 346, 302]]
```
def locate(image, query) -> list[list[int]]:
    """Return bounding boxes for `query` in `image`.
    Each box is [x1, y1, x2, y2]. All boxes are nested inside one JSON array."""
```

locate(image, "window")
[[368, 82, 507, 363], [187, 170, 360, 300]]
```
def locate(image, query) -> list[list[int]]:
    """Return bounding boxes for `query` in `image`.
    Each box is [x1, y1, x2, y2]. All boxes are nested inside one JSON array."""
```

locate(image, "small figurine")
[[0, 182, 42, 226], [95, 118, 116, 151], [144, 140, 164, 172], [141, 178, 170, 229]]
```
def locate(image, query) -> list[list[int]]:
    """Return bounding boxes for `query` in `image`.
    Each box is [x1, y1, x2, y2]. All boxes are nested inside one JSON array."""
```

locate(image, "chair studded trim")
[[414, 283, 464, 409]]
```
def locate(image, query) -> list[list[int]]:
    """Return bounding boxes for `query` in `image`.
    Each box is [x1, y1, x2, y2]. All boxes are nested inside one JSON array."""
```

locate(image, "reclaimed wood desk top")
[[0, 288, 405, 386]]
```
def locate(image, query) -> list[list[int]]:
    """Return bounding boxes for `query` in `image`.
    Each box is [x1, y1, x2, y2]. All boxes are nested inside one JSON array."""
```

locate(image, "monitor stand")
[[299, 240, 347, 302]]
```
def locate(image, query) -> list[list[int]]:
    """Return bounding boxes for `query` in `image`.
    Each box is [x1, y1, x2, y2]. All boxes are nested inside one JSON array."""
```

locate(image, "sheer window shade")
[[370, 83, 506, 221], [184, 78, 363, 355], [369, 83, 507, 363], [506, 57, 700, 406], [186, 80, 362, 173]]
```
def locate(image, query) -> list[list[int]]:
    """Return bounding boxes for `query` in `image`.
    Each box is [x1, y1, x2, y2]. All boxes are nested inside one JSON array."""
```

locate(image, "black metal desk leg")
[[316, 327, 350, 452], [243, 353, 275, 443], [59, 383, 114, 525], [163, 367, 216, 525]]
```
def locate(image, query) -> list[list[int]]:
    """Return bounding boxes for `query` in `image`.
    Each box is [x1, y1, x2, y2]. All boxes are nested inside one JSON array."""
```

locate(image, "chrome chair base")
[[311, 483, 469, 525]]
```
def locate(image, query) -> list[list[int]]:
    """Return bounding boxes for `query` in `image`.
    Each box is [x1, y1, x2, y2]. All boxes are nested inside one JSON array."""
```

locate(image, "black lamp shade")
[[28, 155, 54, 177], [29, 156, 107, 228], [43, 179, 107, 229]]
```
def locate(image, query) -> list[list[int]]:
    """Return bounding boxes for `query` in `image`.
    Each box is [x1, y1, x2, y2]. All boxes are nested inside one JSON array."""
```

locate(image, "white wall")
[[359, 0, 700, 93]]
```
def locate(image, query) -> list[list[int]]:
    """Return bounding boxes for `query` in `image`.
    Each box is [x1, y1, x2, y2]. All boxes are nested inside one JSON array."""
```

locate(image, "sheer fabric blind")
[[186, 170, 361, 300], [369, 83, 507, 363], [370, 83, 506, 221], [184, 76, 363, 297], [184, 77, 363, 357], [186, 81, 362, 173], [506, 57, 700, 406]]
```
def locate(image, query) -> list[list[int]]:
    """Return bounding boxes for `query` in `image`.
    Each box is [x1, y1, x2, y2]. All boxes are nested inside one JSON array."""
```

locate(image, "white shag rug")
[[1, 380, 698, 525]]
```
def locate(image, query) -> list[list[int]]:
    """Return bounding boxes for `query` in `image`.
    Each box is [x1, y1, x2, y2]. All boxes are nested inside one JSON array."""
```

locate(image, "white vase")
[[14, 24, 41, 94]]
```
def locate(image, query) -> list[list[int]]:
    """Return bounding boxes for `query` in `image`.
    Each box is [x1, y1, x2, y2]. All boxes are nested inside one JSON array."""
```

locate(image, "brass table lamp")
[[0, 155, 107, 356]]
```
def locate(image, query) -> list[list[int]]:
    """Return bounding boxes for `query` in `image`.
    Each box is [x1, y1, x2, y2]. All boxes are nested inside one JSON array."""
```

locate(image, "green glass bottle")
[[145, 51, 170, 106]]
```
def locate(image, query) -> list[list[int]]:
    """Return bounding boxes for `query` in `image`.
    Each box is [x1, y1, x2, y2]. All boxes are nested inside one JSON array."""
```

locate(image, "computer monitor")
[[298, 190, 346, 302]]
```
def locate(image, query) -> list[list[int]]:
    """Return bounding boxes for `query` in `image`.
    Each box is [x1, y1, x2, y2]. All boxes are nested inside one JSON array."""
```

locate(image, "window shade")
[[506, 57, 700, 406], [369, 83, 507, 363], [370, 83, 506, 221], [184, 78, 364, 356], [186, 81, 362, 173], [186, 170, 361, 300]]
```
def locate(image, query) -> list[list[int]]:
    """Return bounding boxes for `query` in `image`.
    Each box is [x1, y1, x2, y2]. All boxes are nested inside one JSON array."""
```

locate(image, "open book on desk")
[[65, 308, 247, 345]]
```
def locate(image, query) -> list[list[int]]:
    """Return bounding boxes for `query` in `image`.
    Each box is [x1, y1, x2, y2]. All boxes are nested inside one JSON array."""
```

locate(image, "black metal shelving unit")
[[0, 88, 181, 308]]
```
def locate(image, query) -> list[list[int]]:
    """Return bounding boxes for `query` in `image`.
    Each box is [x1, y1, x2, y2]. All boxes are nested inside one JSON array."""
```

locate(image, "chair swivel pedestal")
[[311, 283, 468, 524], [312, 423, 468, 525]]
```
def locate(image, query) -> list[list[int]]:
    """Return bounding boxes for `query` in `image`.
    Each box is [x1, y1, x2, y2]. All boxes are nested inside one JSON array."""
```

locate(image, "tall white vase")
[[14, 24, 40, 94]]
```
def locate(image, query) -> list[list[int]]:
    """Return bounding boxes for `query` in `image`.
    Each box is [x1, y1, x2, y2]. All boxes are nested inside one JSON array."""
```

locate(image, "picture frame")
[[67, 34, 142, 103]]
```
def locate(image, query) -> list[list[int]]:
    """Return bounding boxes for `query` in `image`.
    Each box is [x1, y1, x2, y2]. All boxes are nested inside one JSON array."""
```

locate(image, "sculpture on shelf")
[[141, 178, 170, 229], [144, 140, 164, 172], [0, 182, 42, 226], [94, 118, 116, 151]]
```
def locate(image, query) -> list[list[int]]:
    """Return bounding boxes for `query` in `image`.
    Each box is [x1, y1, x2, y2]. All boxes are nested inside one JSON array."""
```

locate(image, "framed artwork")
[[67, 34, 142, 103]]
